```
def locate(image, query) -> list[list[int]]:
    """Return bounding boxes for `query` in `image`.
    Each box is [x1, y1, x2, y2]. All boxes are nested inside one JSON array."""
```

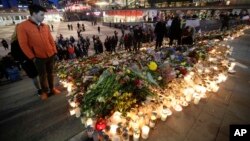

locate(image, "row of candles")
[[59, 26, 249, 141]]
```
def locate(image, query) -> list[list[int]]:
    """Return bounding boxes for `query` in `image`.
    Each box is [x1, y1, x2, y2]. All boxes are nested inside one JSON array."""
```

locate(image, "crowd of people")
[[1, 5, 249, 101]]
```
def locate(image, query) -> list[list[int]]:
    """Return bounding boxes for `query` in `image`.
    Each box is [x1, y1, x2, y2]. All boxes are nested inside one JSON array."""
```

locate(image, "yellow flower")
[[113, 91, 119, 97], [148, 61, 158, 71], [126, 69, 131, 74]]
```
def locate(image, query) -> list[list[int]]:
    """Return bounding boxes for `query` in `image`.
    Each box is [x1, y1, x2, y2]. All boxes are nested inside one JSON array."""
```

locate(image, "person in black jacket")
[[169, 16, 182, 46], [1, 39, 9, 50], [220, 12, 230, 31], [154, 19, 166, 50], [11, 25, 42, 95], [133, 25, 143, 52]]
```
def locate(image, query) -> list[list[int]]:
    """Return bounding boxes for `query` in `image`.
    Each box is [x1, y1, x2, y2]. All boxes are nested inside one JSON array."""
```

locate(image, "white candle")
[[132, 121, 139, 131], [81, 117, 86, 124], [200, 93, 207, 99], [184, 74, 192, 82], [110, 124, 118, 135], [69, 100, 76, 107], [198, 69, 203, 73], [141, 125, 150, 139], [149, 113, 157, 128], [61, 81, 68, 88], [193, 94, 201, 105], [112, 111, 122, 124], [75, 107, 81, 118], [161, 106, 168, 121], [86, 118, 93, 127], [212, 85, 219, 92], [184, 88, 194, 102], [210, 82, 219, 92], [69, 109, 75, 115], [217, 73, 227, 83], [185, 93, 192, 102], [133, 130, 140, 141], [174, 104, 183, 112], [67, 84, 72, 94], [180, 100, 189, 107]]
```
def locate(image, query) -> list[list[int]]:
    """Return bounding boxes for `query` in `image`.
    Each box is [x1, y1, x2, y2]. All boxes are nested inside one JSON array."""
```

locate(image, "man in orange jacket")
[[17, 4, 60, 100]]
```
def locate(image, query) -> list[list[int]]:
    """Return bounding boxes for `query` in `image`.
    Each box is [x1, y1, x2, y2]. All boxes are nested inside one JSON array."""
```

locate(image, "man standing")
[[133, 25, 143, 52], [97, 26, 100, 34], [169, 16, 182, 46], [220, 12, 230, 31], [154, 19, 166, 50], [17, 4, 60, 100]]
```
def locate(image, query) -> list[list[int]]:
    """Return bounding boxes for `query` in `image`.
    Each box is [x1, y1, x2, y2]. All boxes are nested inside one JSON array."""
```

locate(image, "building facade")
[[0, 0, 59, 9]]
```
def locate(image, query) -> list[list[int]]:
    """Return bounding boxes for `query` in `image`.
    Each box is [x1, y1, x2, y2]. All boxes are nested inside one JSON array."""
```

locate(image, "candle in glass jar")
[[110, 124, 118, 135], [61, 81, 68, 88], [185, 93, 192, 102], [132, 121, 139, 131], [112, 111, 122, 124], [184, 88, 194, 102], [75, 107, 81, 118], [149, 112, 157, 128], [184, 74, 192, 82], [69, 100, 76, 107], [69, 108, 75, 115], [193, 94, 201, 105], [133, 130, 140, 141], [141, 125, 150, 139], [67, 84, 72, 94], [210, 82, 219, 92], [86, 118, 93, 127], [161, 106, 168, 121], [174, 104, 182, 112], [180, 100, 189, 107]]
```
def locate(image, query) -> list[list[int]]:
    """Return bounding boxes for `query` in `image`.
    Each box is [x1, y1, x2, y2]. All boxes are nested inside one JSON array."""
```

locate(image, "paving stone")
[[215, 132, 228, 141], [218, 112, 249, 136], [185, 113, 221, 141]]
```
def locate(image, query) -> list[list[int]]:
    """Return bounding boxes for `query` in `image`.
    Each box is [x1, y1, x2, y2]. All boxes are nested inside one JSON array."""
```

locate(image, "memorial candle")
[[149, 112, 157, 128], [133, 130, 140, 141], [193, 93, 201, 105], [141, 125, 150, 139]]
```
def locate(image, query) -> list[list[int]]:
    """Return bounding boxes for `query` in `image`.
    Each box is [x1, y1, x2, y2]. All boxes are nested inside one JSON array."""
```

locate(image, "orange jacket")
[[17, 19, 57, 59]]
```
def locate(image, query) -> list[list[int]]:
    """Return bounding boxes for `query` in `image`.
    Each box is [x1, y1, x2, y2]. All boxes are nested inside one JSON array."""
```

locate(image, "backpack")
[[11, 40, 28, 62]]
